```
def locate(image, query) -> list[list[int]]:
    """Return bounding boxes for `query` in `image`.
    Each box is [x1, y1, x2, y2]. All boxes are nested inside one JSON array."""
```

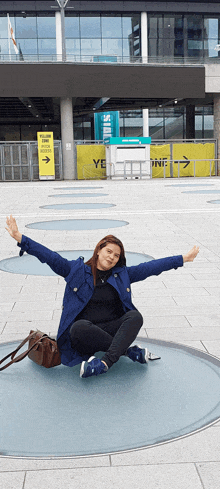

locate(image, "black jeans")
[[69, 310, 143, 369]]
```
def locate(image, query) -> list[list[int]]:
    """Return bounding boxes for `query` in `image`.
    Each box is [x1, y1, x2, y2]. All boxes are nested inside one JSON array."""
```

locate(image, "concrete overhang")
[[0, 63, 205, 99]]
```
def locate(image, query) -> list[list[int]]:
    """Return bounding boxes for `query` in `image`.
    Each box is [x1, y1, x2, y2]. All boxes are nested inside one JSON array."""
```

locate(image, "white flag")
[[7, 14, 19, 54]]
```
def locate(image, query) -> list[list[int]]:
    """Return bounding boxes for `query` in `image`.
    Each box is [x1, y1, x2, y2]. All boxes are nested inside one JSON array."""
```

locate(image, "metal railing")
[[152, 159, 218, 179], [107, 161, 150, 180], [107, 159, 218, 179], [0, 141, 63, 181], [0, 53, 219, 66]]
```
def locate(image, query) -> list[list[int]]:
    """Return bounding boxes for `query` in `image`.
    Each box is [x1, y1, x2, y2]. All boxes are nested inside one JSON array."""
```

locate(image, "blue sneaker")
[[80, 356, 108, 378], [126, 345, 149, 364]]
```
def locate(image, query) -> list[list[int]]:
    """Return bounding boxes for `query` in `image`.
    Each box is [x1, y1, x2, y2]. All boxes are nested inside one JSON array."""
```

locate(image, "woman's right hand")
[[5, 215, 22, 243]]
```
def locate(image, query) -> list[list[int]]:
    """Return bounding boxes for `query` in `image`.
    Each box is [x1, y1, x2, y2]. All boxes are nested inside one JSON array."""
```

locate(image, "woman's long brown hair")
[[85, 235, 126, 285]]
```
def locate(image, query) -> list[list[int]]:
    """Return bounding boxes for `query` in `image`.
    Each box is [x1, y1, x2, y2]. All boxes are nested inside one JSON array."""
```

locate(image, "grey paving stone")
[[12, 301, 59, 312], [172, 296, 218, 306], [2, 320, 59, 335], [196, 462, 220, 489], [204, 287, 220, 297], [111, 426, 220, 466], [186, 315, 220, 327], [141, 315, 190, 328], [23, 464, 203, 489], [0, 303, 14, 311], [0, 455, 110, 472], [0, 471, 25, 489], [202, 340, 220, 358], [147, 327, 220, 341]]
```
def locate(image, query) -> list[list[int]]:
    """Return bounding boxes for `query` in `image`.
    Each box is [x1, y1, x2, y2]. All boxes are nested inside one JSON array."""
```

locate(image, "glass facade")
[[149, 106, 213, 140], [0, 10, 216, 140], [65, 13, 141, 60], [148, 13, 220, 60], [0, 13, 56, 59]]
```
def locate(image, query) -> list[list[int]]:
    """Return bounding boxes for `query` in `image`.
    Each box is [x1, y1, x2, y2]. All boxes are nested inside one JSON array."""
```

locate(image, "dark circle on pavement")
[[40, 203, 115, 210], [0, 251, 153, 276]]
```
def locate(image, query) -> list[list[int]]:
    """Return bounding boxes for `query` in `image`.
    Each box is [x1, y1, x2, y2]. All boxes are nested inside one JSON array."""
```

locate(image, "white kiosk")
[[104, 137, 151, 179]]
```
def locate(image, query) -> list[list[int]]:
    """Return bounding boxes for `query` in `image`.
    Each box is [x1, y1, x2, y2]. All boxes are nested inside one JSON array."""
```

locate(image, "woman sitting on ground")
[[5, 215, 199, 379]]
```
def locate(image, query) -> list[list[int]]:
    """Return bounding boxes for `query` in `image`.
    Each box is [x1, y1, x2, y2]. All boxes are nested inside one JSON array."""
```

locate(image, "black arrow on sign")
[[174, 155, 190, 169], [42, 156, 50, 164], [182, 155, 190, 168]]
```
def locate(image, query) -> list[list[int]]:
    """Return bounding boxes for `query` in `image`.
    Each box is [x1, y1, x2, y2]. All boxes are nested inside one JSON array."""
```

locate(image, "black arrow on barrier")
[[174, 155, 190, 169], [42, 156, 50, 164]]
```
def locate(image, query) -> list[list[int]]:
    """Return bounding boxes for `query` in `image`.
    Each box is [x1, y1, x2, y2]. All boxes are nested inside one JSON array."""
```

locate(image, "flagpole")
[[7, 14, 11, 61]]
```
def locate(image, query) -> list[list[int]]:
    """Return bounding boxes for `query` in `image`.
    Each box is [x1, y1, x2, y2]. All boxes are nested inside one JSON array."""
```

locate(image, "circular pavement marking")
[[25, 219, 128, 231], [182, 189, 220, 194], [1, 338, 219, 457], [0, 251, 153, 276], [40, 203, 115, 210], [49, 193, 108, 198]]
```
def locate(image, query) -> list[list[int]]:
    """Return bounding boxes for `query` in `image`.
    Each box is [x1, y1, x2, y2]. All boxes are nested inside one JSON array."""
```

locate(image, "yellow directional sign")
[[37, 132, 55, 179]]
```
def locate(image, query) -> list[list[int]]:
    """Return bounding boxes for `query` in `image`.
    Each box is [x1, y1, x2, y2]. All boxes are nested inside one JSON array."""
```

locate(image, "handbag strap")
[[0, 332, 48, 371]]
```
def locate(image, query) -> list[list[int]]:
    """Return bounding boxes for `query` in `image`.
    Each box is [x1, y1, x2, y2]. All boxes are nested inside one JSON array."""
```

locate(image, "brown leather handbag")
[[0, 330, 61, 371]]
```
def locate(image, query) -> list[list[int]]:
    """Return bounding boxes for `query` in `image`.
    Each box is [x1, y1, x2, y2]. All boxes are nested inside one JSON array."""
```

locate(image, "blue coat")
[[18, 236, 183, 367]]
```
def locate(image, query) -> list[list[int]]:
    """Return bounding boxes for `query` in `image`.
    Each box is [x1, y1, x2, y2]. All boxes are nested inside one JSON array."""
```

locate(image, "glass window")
[[102, 38, 122, 57], [37, 15, 56, 39], [101, 15, 122, 38], [163, 16, 175, 39], [187, 39, 203, 57], [38, 39, 56, 55], [0, 39, 9, 55], [18, 39, 38, 55], [122, 16, 140, 38], [148, 16, 158, 39], [149, 116, 164, 138], [204, 39, 220, 58], [123, 37, 140, 58], [0, 16, 10, 38], [65, 15, 80, 38], [204, 18, 218, 40], [66, 39, 80, 56], [80, 16, 101, 38], [175, 40, 184, 57], [148, 39, 157, 58], [74, 120, 84, 140], [195, 115, 203, 138], [174, 16, 184, 40], [165, 111, 184, 139], [81, 38, 101, 56], [161, 39, 175, 57], [187, 15, 203, 40], [15, 16, 37, 39]]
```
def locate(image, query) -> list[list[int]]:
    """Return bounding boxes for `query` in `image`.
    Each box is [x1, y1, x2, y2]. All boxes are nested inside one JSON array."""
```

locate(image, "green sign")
[[104, 137, 151, 145], [94, 112, 119, 140]]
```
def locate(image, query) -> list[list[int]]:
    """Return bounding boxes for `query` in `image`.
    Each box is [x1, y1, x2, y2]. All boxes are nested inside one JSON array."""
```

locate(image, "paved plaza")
[[0, 176, 220, 489]]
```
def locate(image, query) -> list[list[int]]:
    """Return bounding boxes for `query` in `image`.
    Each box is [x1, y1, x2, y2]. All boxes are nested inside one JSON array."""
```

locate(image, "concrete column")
[[214, 94, 220, 176], [186, 105, 195, 139], [55, 11, 62, 61], [60, 97, 77, 180], [141, 12, 149, 137]]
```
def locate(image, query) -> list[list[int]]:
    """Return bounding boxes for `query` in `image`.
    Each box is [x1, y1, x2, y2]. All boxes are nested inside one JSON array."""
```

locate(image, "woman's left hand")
[[183, 245, 199, 263]]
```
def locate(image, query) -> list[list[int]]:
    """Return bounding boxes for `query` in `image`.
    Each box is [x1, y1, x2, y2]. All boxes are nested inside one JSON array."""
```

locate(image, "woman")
[[5, 215, 199, 379]]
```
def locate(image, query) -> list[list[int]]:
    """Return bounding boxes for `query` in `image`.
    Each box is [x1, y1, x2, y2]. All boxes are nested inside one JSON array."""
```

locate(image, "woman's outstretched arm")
[[5, 215, 22, 243], [183, 245, 199, 262], [5, 215, 71, 278]]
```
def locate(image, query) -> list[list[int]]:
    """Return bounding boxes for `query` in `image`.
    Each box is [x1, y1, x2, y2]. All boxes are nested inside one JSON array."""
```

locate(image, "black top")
[[75, 269, 125, 324]]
